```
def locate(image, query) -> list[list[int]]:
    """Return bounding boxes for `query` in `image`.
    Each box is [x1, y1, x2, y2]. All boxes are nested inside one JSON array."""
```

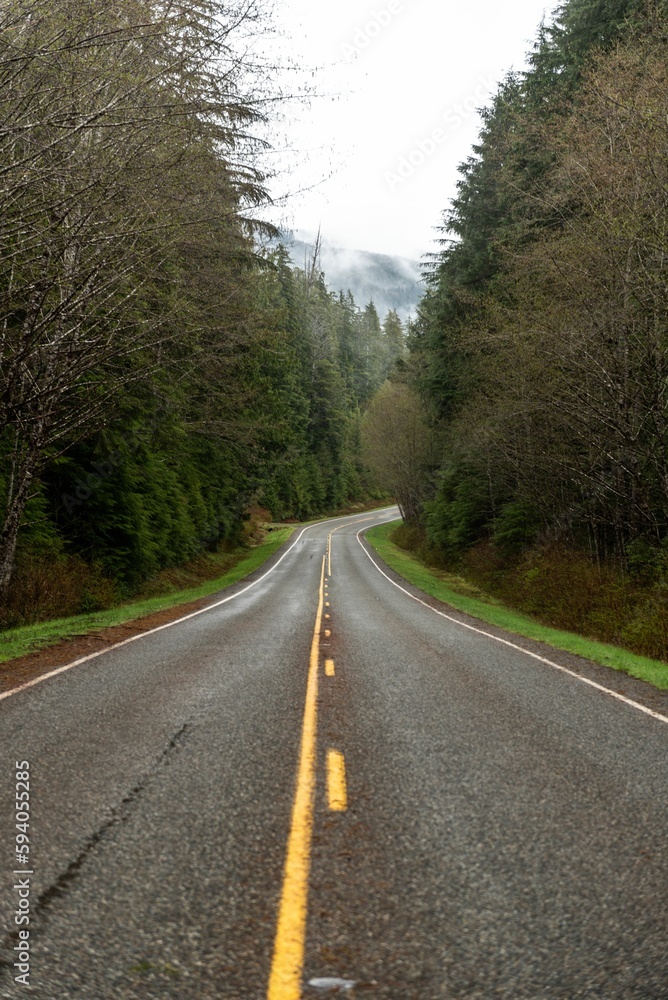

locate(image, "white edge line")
[[357, 525, 668, 727], [0, 509, 397, 705]]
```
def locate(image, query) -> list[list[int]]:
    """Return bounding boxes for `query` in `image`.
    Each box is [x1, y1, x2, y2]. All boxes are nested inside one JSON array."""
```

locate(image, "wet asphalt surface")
[[1, 507, 667, 999]]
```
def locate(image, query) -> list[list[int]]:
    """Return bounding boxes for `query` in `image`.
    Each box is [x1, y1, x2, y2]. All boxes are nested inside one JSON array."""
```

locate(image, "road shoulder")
[[362, 523, 668, 719], [0, 527, 298, 696]]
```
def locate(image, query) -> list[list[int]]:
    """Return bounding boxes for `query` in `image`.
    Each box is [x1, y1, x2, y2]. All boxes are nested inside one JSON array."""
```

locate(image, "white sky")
[[257, 0, 553, 260]]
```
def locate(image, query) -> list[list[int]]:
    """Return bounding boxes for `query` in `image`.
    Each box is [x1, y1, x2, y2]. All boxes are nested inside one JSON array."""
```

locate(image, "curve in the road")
[[0, 509, 399, 706], [357, 525, 668, 727]]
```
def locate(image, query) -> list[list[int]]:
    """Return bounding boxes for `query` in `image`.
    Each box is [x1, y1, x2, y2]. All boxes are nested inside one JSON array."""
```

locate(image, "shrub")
[[0, 554, 118, 628]]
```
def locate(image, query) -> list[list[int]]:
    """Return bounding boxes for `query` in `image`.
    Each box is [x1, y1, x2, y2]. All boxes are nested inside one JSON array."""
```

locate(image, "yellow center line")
[[326, 514, 373, 578], [267, 556, 325, 1000], [327, 749, 347, 811], [325, 658, 335, 677]]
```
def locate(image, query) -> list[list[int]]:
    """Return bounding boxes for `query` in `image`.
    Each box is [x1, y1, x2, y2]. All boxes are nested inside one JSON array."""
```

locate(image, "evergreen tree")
[[396, 0, 668, 563]]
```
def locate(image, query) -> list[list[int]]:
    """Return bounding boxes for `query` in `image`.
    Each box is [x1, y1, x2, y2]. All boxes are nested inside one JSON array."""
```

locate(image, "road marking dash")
[[327, 749, 347, 811], [325, 659, 335, 677]]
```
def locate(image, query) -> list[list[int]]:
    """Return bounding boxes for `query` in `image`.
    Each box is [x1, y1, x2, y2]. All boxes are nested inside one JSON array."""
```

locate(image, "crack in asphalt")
[[0, 722, 191, 975]]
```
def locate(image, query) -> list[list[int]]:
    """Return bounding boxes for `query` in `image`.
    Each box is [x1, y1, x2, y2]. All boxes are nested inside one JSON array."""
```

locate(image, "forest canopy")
[[0, 1, 406, 622], [380, 0, 668, 659]]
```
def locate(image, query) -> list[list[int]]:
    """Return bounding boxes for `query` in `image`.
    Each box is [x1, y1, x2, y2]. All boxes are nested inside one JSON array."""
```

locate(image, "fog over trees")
[[4, 0, 668, 662], [0, 0, 406, 618]]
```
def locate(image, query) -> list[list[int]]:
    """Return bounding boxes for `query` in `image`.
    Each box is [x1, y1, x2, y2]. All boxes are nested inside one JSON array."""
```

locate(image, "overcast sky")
[[259, 0, 554, 260]]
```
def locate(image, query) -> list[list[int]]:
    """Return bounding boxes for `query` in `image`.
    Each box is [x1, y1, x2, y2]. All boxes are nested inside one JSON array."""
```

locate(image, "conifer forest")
[[3, 0, 668, 661], [365, 0, 668, 660], [0, 0, 406, 622]]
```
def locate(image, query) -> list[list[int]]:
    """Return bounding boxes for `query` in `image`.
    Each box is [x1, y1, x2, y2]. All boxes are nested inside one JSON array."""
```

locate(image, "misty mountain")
[[274, 234, 423, 322]]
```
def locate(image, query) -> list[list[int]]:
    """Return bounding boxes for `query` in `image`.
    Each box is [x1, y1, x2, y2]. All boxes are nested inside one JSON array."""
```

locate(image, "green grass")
[[0, 527, 295, 664], [366, 521, 668, 690]]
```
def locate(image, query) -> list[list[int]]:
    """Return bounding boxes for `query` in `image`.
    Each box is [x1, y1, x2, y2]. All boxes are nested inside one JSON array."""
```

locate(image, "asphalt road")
[[1, 507, 667, 999]]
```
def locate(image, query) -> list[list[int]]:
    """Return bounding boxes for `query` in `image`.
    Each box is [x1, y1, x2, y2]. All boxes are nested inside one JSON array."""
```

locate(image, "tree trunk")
[[0, 441, 38, 599]]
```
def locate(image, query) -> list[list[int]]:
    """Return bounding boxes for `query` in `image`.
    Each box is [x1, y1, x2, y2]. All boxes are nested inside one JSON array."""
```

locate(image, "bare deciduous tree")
[[0, 0, 272, 593], [361, 380, 436, 523]]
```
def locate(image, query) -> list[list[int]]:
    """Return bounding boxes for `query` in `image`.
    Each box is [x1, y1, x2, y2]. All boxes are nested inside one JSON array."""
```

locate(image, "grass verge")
[[366, 521, 668, 690], [0, 527, 295, 664]]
